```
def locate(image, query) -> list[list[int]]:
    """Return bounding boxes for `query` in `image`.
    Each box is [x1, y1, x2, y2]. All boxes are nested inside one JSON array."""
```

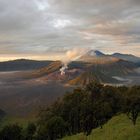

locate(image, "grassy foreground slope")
[[62, 114, 140, 140]]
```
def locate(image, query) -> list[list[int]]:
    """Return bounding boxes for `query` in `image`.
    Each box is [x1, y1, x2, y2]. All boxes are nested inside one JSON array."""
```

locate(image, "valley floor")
[[0, 71, 73, 116], [0, 70, 140, 116]]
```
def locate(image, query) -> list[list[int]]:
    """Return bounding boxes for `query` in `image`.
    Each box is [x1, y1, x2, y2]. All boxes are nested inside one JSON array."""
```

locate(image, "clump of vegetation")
[[35, 82, 140, 139], [0, 124, 22, 140], [0, 109, 6, 121], [0, 82, 140, 140], [123, 86, 140, 125]]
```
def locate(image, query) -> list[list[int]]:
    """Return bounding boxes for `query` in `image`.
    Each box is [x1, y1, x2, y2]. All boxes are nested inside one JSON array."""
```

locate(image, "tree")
[[61, 88, 86, 134], [0, 124, 22, 140], [124, 86, 140, 125], [79, 94, 94, 135], [94, 101, 112, 129], [37, 116, 68, 140], [24, 123, 36, 140], [86, 82, 103, 99], [0, 109, 6, 121], [101, 85, 122, 114]]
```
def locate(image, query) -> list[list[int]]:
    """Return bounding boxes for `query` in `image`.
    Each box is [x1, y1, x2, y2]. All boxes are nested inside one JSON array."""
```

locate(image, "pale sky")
[[0, 0, 140, 61]]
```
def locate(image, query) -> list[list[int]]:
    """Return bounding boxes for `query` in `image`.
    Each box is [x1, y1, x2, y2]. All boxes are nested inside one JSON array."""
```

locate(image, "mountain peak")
[[94, 50, 105, 56], [86, 50, 105, 57]]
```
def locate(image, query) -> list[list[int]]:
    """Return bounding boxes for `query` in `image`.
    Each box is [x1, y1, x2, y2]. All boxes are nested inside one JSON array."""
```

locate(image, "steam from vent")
[[60, 48, 90, 75], [60, 63, 68, 75]]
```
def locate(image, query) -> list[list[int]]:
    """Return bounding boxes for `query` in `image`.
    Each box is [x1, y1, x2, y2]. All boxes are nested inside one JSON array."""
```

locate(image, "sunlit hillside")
[[63, 114, 140, 140]]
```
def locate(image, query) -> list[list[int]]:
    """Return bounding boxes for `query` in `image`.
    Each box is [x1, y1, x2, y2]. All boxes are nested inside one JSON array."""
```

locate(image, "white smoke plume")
[[60, 63, 68, 75], [60, 48, 90, 75]]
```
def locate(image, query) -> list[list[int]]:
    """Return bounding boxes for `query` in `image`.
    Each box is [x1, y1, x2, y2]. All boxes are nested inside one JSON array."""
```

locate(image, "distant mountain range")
[[21, 50, 140, 85], [0, 59, 52, 71], [0, 50, 140, 115], [112, 53, 140, 63], [0, 51, 139, 72], [79, 50, 140, 64], [0, 50, 139, 85]]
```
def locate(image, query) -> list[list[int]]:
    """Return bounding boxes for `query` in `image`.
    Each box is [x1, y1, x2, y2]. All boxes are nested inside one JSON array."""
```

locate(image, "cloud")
[[0, 0, 140, 60]]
